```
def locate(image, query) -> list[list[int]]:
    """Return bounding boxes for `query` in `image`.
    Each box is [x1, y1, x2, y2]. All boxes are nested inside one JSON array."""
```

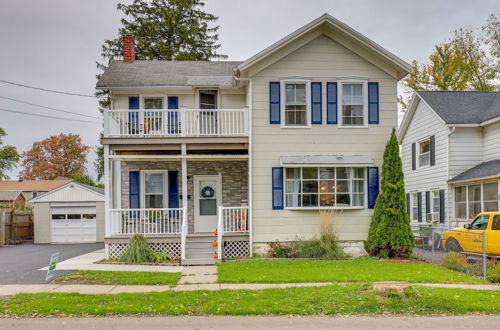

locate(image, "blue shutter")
[[272, 167, 284, 209], [311, 82, 322, 124], [129, 171, 140, 209], [368, 82, 379, 124], [367, 167, 379, 209], [269, 82, 280, 124], [168, 171, 179, 208], [167, 96, 179, 135], [326, 82, 337, 124], [128, 96, 140, 134]]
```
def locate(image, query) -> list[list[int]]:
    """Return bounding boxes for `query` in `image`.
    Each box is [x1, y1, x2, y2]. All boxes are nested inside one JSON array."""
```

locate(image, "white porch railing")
[[217, 206, 249, 260], [104, 108, 249, 138], [109, 208, 184, 236]]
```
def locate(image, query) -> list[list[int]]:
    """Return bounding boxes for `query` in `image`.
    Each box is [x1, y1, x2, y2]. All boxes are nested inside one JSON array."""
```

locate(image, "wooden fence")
[[0, 209, 33, 245]]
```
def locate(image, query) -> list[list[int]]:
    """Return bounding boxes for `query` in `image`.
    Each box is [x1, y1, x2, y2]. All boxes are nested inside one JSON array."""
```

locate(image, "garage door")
[[51, 205, 97, 243]]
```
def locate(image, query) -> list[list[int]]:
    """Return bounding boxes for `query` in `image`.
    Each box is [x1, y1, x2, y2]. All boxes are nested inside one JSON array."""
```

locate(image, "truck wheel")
[[445, 238, 463, 252]]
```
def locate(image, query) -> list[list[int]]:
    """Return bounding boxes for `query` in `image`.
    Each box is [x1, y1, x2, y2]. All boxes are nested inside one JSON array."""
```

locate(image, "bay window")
[[284, 82, 308, 127], [483, 182, 499, 212], [468, 184, 481, 219], [284, 167, 365, 208]]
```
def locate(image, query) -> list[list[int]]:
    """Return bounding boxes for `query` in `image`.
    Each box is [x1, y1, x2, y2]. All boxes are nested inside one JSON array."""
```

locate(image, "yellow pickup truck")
[[443, 212, 500, 256]]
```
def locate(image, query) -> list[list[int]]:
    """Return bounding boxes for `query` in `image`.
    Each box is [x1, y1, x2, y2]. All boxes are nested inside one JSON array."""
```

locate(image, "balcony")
[[104, 108, 249, 138]]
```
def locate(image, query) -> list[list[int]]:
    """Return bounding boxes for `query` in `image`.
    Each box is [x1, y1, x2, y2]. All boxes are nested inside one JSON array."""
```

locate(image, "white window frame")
[[140, 94, 166, 110], [338, 79, 368, 128], [283, 166, 367, 210], [280, 79, 311, 128], [410, 192, 418, 222], [196, 89, 220, 109], [417, 137, 431, 169], [430, 189, 440, 214], [140, 170, 168, 209], [454, 181, 500, 221]]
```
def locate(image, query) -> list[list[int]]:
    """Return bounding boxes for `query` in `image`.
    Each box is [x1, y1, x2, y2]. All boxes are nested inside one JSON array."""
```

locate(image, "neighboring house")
[[0, 179, 72, 200], [0, 191, 27, 208], [30, 182, 104, 244], [398, 91, 500, 228], [97, 14, 411, 264]]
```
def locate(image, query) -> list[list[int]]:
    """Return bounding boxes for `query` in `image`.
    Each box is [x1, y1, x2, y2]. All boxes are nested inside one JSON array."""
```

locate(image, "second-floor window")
[[341, 83, 364, 126], [144, 97, 163, 109], [418, 138, 430, 167], [284, 83, 308, 126]]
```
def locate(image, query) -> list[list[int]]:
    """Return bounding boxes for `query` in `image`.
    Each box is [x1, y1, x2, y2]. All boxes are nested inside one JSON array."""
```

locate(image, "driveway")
[[0, 243, 103, 284]]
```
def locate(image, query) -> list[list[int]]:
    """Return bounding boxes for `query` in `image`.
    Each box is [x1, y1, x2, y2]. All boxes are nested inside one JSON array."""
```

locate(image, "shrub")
[[365, 128, 415, 258], [119, 233, 153, 263], [268, 241, 297, 258], [487, 262, 500, 283], [151, 251, 172, 263], [443, 252, 469, 272]]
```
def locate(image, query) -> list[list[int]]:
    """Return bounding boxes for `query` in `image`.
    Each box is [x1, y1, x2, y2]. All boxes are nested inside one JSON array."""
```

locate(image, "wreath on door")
[[201, 186, 215, 198]]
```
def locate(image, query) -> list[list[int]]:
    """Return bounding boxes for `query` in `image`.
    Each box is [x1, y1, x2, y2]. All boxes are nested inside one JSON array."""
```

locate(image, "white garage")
[[31, 182, 105, 244]]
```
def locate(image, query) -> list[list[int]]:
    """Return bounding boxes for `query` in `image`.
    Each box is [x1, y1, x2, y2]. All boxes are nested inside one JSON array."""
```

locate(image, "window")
[[492, 215, 500, 230], [411, 192, 418, 221], [431, 190, 440, 213], [143, 97, 163, 109], [341, 83, 364, 126], [468, 184, 481, 219], [284, 83, 308, 126], [483, 182, 499, 212], [284, 167, 365, 208], [67, 214, 82, 220], [143, 172, 165, 208], [470, 214, 489, 230], [199, 90, 218, 109], [83, 214, 96, 220], [418, 139, 430, 167], [51, 214, 65, 220], [455, 186, 467, 219]]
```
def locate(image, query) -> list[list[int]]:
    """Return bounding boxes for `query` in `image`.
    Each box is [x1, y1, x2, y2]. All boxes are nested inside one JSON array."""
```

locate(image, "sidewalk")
[[0, 282, 499, 296]]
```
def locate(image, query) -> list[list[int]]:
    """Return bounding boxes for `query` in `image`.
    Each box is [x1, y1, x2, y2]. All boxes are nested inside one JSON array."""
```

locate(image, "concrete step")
[[186, 252, 214, 259], [186, 235, 217, 243], [185, 242, 215, 249], [182, 258, 216, 266]]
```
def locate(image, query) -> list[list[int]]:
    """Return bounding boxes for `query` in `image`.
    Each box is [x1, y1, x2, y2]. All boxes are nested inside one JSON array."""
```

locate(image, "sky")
[[1, 0, 499, 181]]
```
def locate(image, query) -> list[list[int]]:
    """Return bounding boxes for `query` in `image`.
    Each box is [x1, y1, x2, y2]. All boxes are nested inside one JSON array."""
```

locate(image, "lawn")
[[54, 270, 181, 286], [217, 259, 484, 283], [1, 285, 499, 316]]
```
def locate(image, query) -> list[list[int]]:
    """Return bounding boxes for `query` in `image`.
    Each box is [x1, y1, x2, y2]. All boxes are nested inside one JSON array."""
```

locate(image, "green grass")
[[54, 270, 181, 286], [1, 285, 499, 316], [217, 259, 485, 283]]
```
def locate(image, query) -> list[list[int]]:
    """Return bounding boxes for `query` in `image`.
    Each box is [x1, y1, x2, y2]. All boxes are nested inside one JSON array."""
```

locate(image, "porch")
[[104, 155, 251, 264]]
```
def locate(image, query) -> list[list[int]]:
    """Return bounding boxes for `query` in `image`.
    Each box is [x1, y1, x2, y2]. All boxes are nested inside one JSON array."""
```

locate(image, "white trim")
[[30, 181, 104, 203], [140, 170, 168, 209], [280, 79, 311, 128], [337, 79, 368, 128], [108, 154, 248, 160], [196, 88, 220, 109], [416, 137, 431, 169]]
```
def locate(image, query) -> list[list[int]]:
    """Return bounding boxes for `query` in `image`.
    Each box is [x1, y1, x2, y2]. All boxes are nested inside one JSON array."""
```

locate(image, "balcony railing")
[[109, 208, 185, 236], [104, 108, 249, 138]]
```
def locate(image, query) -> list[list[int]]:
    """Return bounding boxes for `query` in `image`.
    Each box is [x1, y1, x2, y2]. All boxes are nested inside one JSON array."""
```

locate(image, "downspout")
[[235, 76, 253, 256]]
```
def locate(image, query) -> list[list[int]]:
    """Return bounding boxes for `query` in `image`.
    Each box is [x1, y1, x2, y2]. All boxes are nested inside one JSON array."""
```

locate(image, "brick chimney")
[[123, 34, 135, 63]]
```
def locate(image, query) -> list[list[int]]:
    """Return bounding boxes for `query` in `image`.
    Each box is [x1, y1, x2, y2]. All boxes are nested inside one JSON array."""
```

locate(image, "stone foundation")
[[252, 240, 367, 258]]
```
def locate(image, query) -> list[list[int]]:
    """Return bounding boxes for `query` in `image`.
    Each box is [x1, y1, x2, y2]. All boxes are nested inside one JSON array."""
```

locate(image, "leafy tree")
[[21, 133, 90, 180], [94, 0, 227, 177], [483, 14, 500, 72], [365, 129, 414, 258], [69, 173, 97, 187], [0, 128, 20, 180]]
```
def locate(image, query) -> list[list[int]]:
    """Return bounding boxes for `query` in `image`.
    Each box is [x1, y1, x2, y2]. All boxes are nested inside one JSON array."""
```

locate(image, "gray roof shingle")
[[96, 60, 242, 88], [449, 159, 500, 182], [417, 91, 500, 124]]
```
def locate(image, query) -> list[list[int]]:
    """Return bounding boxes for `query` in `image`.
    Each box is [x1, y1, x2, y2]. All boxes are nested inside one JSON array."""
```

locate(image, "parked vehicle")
[[443, 212, 500, 255]]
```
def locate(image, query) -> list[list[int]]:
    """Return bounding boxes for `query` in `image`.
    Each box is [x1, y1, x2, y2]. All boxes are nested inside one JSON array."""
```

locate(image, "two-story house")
[[97, 14, 411, 265], [399, 91, 500, 228]]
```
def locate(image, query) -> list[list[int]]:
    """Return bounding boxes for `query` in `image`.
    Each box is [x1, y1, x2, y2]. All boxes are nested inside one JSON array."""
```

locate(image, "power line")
[[0, 108, 101, 124], [0, 79, 96, 98], [0, 95, 101, 120]]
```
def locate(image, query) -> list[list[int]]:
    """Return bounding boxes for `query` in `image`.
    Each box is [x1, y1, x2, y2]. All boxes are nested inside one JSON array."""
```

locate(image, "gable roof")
[[449, 159, 500, 183], [398, 91, 500, 141], [30, 181, 104, 203], [236, 13, 411, 80], [0, 190, 25, 202], [96, 60, 242, 89], [0, 179, 72, 192]]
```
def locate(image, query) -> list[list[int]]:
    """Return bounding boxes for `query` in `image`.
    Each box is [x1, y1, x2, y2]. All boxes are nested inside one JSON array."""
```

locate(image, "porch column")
[[181, 144, 188, 210], [103, 145, 110, 237], [114, 160, 122, 209]]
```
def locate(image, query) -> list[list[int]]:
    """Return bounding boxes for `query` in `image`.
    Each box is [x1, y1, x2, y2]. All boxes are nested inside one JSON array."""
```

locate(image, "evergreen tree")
[[95, 0, 227, 179], [365, 129, 414, 258]]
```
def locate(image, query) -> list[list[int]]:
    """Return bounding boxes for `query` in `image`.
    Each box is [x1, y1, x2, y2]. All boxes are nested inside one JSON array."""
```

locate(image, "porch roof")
[[280, 154, 373, 166], [448, 159, 500, 183]]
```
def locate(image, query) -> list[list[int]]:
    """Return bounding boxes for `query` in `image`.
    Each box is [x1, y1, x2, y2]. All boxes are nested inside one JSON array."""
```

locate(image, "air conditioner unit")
[[426, 212, 439, 223]]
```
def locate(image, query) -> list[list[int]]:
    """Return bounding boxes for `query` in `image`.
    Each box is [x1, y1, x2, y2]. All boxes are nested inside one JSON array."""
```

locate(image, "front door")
[[194, 175, 221, 233], [198, 90, 218, 135]]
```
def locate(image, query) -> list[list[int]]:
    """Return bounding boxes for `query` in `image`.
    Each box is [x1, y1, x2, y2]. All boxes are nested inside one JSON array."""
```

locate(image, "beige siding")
[[250, 35, 398, 243], [33, 202, 50, 244], [448, 127, 484, 179], [483, 121, 500, 162], [401, 99, 450, 224]]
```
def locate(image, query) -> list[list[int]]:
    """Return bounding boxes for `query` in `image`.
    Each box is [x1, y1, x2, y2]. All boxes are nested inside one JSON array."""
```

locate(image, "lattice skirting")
[[106, 242, 182, 259], [223, 240, 250, 259]]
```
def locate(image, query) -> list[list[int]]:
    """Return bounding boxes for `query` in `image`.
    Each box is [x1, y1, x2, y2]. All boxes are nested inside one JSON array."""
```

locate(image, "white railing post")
[[181, 207, 187, 261], [217, 206, 223, 261], [180, 108, 187, 137]]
